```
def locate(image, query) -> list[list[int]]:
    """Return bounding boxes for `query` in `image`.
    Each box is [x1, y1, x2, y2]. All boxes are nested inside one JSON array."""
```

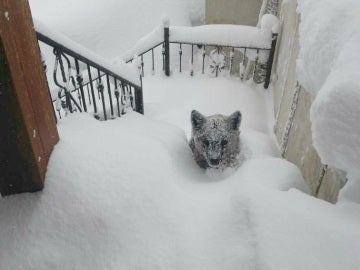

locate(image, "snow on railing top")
[[34, 19, 141, 87], [121, 25, 164, 63], [120, 14, 280, 62], [171, 14, 279, 48], [170, 24, 268, 48]]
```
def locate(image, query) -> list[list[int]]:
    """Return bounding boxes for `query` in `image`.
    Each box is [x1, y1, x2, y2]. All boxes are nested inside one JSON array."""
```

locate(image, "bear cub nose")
[[210, 158, 220, 166]]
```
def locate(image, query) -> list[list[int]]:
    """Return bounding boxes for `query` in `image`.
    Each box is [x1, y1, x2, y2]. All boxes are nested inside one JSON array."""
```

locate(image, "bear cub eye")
[[203, 139, 210, 147], [221, 139, 228, 148]]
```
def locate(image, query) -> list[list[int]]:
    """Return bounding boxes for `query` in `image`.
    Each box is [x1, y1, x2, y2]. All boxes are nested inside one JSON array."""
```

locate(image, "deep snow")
[[1, 74, 360, 269], [297, 0, 360, 202], [1, 1, 360, 269]]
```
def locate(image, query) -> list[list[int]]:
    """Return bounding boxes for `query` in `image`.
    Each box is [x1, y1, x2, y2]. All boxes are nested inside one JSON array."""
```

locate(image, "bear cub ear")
[[191, 110, 206, 130], [228, 111, 242, 130]]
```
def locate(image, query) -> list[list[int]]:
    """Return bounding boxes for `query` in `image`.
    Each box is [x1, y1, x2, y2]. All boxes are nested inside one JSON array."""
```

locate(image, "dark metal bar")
[[75, 59, 87, 112], [135, 75, 144, 114], [190, 44, 194, 76], [36, 32, 141, 89], [264, 33, 278, 89], [216, 47, 219, 77], [170, 41, 270, 51], [162, 43, 165, 71], [241, 48, 247, 80], [97, 69, 107, 120], [191, 44, 194, 64], [114, 78, 121, 117], [121, 82, 127, 114], [55, 49, 73, 113], [97, 69, 101, 99], [230, 47, 235, 75], [86, 84, 91, 105], [69, 92, 82, 112], [253, 49, 259, 80], [129, 86, 135, 110], [164, 26, 170, 76], [141, 55, 144, 77], [151, 48, 155, 74], [202, 45, 206, 74], [179, 43, 182, 72], [87, 64, 97, 114], [77, 89, 82, 108], [125, 42, 163, 63], [106, 74, 114, 117]]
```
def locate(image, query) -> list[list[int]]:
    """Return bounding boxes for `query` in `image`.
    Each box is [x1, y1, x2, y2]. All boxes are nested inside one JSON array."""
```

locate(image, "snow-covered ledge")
[[297, 0, 360, 202]]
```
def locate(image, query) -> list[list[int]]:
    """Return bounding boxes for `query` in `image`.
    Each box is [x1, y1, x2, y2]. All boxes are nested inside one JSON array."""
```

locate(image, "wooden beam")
[[0, 0, 59, 195]]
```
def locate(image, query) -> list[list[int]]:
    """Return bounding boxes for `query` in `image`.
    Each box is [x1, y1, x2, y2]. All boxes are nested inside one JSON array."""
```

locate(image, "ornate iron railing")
[[35, 21, 143, 121], [266, 0, 280, 16], [123, 16, 279, 89]]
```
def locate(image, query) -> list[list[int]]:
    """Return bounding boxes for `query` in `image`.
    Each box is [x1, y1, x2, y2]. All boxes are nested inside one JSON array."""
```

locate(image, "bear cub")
[[189, 110, 242, 170]]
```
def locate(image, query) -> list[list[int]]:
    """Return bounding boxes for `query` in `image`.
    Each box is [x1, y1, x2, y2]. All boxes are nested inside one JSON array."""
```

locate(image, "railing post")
[[163, 17, 170, 76], [135, 75, 144, 114], [264, 33, 278, 89]]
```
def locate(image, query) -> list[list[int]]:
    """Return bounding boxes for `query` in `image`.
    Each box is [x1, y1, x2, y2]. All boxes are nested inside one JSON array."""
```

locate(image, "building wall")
[[205, 0, 347, 203], [272, 0, 347, 203], [205, 0, 263, 26]]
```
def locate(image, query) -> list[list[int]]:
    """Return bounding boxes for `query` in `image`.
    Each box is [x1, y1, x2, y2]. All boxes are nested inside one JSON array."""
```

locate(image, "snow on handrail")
[[121, 25, 164, 63], [170, 24, 270, 49], [34, 19, 141, 87], [120, 14, 280, 62]]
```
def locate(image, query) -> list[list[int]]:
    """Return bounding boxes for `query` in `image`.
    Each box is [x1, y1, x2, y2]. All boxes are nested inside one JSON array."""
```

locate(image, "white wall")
[[205, 0, 263, 26]]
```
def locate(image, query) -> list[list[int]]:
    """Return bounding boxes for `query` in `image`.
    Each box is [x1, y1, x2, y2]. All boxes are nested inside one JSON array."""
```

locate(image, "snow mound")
[[1, 112, 359, 269], [0, 112, 303, 270], [297, 0, 360, 201]]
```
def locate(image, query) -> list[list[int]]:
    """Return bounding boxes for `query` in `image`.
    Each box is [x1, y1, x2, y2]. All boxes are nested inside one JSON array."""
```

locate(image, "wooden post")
[[0, 0, 59, 196]]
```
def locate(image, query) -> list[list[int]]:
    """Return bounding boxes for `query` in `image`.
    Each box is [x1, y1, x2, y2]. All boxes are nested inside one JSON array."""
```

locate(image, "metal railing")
[[36, 24, 143, 121], [266, 0, 280, 16], [124, 18, 279, 89]]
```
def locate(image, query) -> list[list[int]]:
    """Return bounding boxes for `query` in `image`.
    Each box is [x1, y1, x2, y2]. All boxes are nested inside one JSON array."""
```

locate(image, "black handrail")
[[37, 32, 140, 89], [36, 31, 144, 120], [121, 22, 278, 88], [125, 41, 164, 63]]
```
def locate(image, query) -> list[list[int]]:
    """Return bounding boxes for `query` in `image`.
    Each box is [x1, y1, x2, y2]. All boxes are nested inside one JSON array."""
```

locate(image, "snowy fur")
[[189, 110, 242, 170]]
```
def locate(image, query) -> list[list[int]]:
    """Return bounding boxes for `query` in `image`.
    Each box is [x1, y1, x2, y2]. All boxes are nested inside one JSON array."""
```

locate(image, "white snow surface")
[[170, 24, 268, 48], [1, 1, 359, 269], [297, 0, 360, 202], [30, 0, 203, 97], [1, 74, 360, 269], [121, 25, 164, 62], [29, 0, 202, 59]]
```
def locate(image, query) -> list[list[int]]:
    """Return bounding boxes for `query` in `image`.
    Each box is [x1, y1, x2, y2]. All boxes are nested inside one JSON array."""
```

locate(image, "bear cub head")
[[189, 110, 242, 170]]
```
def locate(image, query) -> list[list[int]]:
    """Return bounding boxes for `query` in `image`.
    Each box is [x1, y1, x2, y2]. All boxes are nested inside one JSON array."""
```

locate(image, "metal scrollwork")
[[209, 47, 225, 77]]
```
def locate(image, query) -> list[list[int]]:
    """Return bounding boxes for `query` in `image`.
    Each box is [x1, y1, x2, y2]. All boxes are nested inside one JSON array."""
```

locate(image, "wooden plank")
[[0, 0, 59, 195]]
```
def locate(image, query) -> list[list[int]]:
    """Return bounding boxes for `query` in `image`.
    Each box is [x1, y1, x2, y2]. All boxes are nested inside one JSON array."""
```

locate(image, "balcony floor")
[[1, 74, 359, 270]]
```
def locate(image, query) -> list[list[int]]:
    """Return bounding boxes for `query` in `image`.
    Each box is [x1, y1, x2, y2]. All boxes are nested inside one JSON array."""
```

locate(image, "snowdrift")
[[297, 0, 360, 202]]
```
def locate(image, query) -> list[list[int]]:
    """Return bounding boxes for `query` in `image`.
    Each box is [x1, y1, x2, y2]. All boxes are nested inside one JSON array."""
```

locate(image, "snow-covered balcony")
[[1, 1, 360, 269]]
